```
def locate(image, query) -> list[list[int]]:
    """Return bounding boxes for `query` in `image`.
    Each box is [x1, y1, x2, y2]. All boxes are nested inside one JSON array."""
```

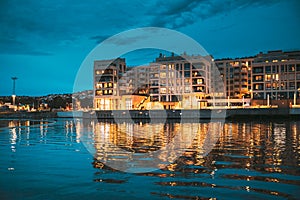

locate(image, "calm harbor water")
[[0, 118, 299, 199]]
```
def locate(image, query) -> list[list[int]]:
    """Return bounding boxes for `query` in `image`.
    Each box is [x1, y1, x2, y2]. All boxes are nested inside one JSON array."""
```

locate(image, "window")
[[185, 86, 190, 93], [254, 83, 264, 90], [160, 72, 166, 78], [160, 88, 167, 94], [296, 64, 300, 72], [254, 75, 263, 81], [184, 71, 190, 77], [281, 65, 285, 72], [289, 82, 295, 89], [253, 67, 263, 73], [184, 63, 190, 70], [265, 66, 271, 73], [288, 64, 295, 72], [265, 74, 272, 81], [95, 90, 102, 95], [160, 65, 166, 70], [197, 79, 203, 84]]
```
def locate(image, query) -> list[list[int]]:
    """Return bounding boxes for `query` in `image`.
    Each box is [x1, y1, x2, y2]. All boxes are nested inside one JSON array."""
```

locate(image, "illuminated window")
[[160, 88, 167, 94], [96, 83, 102, 89], [96, 90, 102, 95], [266, 83, 271, 90], [265, 74, 271, 81], [196, 86, 203, 91], [197, 79, 203, 84], [185, 86, 190, 92], [254, 84, 263, 90], [255, 75, 263, 81], [288, 65, 295, 72], [160, 72, 166, 78]]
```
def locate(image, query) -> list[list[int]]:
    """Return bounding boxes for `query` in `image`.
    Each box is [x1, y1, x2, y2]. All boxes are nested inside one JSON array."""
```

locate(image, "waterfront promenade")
[[1, 107, 299, 119]]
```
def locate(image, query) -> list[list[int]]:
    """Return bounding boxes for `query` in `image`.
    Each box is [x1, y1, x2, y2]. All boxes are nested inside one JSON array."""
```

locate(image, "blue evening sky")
[[0, 0, 299, 96]]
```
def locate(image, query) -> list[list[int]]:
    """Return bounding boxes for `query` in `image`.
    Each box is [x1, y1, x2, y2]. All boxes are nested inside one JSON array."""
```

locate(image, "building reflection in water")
[[87, 119, 300, 177], [80, 119, 223, 172]]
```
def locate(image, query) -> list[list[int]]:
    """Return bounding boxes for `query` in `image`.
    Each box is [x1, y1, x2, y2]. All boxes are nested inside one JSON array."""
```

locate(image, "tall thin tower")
[[11, 77, 17, 106]]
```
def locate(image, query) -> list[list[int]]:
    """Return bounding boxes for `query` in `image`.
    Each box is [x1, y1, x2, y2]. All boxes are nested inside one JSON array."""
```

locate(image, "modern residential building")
[[251, 50, 300, 106], [215, 57, 253, 99], [93, 50, 300, 110], [148, 54, 214, 109], [94, 58, 126, 110], [93, 54, 216, 110]]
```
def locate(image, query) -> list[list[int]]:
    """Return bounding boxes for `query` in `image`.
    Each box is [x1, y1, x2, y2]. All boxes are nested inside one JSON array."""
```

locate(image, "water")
[[0, 118, 299, 199]]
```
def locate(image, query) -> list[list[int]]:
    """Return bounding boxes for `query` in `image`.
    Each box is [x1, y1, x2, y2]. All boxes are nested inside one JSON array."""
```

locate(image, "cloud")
[[0, 37, 53, 56], [0, 0, 141, 55], [149, 0, 281, 29]]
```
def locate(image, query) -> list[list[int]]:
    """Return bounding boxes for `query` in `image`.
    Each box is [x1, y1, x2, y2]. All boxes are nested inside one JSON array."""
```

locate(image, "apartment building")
[[251, 50, 300, 106], [93, 54, 213, 110], [149, 54, 213, 109], [94, 58, 126, 110], [215, 57, 253, 99], [93, 50, 300, 110]]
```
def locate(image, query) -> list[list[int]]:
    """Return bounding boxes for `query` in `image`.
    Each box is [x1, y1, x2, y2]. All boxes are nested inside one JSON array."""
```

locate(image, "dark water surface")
[[0, 118, 299, 199]]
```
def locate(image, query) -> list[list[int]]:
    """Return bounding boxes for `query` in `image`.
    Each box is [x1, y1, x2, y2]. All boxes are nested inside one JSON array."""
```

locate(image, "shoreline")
[[0, 107, 299, 120]]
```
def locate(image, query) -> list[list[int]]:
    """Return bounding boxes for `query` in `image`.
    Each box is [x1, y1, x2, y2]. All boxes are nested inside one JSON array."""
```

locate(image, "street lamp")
[[294, 88, 300, 106], [11, 77, 17, 106]]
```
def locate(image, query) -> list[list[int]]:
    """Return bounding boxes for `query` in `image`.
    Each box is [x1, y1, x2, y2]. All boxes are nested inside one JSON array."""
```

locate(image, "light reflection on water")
[[0, 118, 299, 199]]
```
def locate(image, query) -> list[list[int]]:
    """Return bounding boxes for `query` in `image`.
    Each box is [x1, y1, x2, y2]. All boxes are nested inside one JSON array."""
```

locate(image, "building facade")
[[94, 58, 126, 110], [148, 54, 213, 109], [251, 50, 300, 105], [93, 54, 214, 110], [93, 50, 300, 110], [215, 57, 253, 99]]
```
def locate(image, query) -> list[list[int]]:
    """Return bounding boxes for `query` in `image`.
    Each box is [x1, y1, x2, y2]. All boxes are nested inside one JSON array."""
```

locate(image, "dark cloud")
[[0, 37, 53, 56], [149, 0, 281, 29], [0, 0, 144, 55]]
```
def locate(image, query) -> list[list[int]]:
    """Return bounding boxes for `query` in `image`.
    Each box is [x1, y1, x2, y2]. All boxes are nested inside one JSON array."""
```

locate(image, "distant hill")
[[0, 90, 93, 109]]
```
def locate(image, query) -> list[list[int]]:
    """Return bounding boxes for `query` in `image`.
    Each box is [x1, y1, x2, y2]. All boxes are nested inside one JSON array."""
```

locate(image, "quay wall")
[[0, 108, 299, 120]]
